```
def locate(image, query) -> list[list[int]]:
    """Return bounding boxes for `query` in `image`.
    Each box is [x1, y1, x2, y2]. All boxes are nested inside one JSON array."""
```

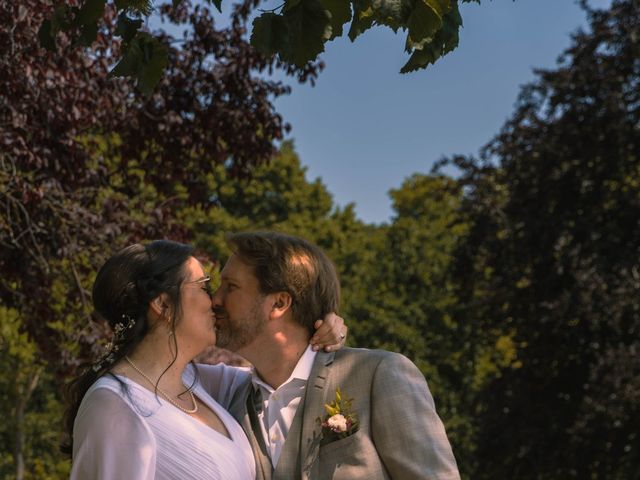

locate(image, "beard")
[[215, 299, 267, 352]]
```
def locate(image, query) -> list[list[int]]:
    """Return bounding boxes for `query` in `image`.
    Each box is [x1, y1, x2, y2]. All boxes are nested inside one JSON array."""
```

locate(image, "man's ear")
[[270, 292, 292, 319], [149, 293, 170, 318]]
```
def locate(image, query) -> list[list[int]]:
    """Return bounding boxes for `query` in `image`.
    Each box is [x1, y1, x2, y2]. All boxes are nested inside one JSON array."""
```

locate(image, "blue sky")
[[270, 0, 612, 224]]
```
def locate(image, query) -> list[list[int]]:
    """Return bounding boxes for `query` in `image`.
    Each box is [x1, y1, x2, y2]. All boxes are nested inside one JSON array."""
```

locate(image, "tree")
[[178, 140, 369, 262], [40, 0, 480, 94], [1, 0, 320, 373], [1, 0, 319, 475], [0, 307, 69, 479], [442, 0, 640, 477]]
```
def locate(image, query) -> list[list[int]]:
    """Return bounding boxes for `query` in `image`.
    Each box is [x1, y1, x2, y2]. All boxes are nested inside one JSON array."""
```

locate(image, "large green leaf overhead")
[[40, 0, 479, 94], [252, 0, 333, 66], [250, 0, 476, 71]]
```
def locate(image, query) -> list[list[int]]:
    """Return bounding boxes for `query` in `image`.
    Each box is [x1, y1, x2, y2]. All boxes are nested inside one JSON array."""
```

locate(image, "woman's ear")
[[270, 292, 292, 319], [149, 293, 170, 318]]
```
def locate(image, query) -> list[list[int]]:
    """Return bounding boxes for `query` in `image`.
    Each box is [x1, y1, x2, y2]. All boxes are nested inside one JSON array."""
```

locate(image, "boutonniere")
[[320, 388, 359, 441]]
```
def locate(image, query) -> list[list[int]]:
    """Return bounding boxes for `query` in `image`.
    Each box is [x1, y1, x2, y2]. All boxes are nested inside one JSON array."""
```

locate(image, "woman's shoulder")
[[82, 374, 128, 402], [82, 374, 161, 417], [75, 377, 155, 440], [71, 378, 157, 479], [187, 362, 251, 408]]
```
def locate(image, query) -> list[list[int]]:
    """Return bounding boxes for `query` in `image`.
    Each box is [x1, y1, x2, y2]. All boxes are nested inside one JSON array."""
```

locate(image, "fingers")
[[309, 313, 347, 352]]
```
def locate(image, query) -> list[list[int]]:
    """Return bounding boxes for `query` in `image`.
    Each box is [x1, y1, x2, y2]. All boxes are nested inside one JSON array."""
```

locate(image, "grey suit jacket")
[[227, 347, 460, 480]]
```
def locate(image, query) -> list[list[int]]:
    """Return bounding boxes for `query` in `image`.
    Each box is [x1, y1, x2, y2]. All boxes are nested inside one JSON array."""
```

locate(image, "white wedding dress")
[[70, 363, 254, 479]]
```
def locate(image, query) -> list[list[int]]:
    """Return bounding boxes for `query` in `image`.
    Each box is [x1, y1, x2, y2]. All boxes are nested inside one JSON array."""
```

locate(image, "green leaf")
[[76, 0, 106, 26], [252, 0, 330, 66], [110, 45, 142, 78], [114, 0, 153, 15], [51, 4, 71, 32], [347, 0, 374, 42], [324, 403, 339, 416], [401, 1, 460, 72], [115, 12, 143, 44], [319, 0, 351, 39], [251, 13, 290, 57], [348, 0, 411, 41], [209, 0, 223, 13], [38, 20, 56, 51], [72, 0, 104, 46], [283, 0, 303, 12], [407, 0, 442, 44], [424, 0, 450, 18], [39, 4, 73, 50], [400, 42, 438, 73], [110, 33, 168, 95], [281, 0, 331, 66], [137, 37, 168, 96], [78, 21, 99, 46]]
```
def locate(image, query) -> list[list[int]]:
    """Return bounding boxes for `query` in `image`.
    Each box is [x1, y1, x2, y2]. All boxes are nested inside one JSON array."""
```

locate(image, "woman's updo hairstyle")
[[61, 240, 194, 455], [92, 241, 193, 349]]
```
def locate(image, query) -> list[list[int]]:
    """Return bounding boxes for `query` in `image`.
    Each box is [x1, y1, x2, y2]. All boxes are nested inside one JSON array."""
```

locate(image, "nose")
[[211, 286, 223, 308]]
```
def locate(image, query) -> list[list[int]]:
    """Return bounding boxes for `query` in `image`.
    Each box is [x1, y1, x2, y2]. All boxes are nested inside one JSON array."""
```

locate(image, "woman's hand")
[[309, 313, 347, 352]]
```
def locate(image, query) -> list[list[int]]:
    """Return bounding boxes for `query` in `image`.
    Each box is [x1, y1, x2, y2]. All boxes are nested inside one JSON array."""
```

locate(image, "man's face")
[[212, 254, 270, 353]]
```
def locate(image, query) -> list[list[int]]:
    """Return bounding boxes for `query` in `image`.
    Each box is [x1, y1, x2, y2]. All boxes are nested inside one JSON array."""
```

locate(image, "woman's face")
[[174, 256, 216, 353]]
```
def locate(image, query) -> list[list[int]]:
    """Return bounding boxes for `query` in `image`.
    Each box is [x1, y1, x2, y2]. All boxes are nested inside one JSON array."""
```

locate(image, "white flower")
[[326, 414, 348, 432]]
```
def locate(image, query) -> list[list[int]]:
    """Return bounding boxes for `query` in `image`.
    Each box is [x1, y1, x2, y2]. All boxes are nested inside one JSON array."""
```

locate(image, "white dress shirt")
[[251, 345, 317, 467]]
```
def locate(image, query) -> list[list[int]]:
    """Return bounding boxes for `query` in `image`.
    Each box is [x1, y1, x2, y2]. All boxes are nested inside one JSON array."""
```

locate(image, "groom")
[[212, 231, 460, 480]]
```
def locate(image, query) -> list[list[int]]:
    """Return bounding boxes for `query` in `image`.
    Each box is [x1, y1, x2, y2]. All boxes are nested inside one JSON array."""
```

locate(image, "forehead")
[[184, 256, 206, 280], [221, 254, 257, 282]]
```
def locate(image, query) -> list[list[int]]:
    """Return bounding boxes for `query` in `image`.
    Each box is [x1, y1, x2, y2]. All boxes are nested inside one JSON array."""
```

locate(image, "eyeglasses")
[[184, 276, 213, 298]]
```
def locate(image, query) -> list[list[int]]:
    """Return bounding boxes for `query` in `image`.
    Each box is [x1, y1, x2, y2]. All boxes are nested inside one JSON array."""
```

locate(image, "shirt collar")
[[251, 344, 317, 392]]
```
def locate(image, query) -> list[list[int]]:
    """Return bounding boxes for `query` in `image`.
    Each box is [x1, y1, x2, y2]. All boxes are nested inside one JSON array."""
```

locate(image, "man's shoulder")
[[331, 347, 416, 370], [318, 347, 427, 397], [336, 346, 408, 359]]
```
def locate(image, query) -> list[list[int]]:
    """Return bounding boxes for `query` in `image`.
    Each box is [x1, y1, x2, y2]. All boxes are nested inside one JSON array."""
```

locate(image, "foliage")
[[340, 173, 478, 475], [2, 0, 318, 476], [0, 307, 70, 479], [440, 0, 640, 477], [177, 141, 369, 261], [4, 0, 639, 478], [41, 0, 479, 94], [0, 0, 320, 375]]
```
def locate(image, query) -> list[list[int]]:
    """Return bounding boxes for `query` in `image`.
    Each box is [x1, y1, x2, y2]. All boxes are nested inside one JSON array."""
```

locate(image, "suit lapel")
[[299, 351, 335, 480], [227, 379, 273, 480]]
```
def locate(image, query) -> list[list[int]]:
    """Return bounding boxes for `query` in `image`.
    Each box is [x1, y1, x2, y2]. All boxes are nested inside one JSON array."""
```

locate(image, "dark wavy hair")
[[61, 240, 194, 455]]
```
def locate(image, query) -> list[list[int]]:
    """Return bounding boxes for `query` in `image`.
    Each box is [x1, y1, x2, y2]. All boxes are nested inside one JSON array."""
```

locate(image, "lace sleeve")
[[70, 387, 157, 480]]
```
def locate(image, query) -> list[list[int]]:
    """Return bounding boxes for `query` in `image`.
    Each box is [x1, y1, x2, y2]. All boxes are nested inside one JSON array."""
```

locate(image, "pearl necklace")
[[125, 356, 198, 414]]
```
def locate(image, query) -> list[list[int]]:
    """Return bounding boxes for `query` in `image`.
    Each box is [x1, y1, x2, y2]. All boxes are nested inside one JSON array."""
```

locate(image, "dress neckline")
[[108, 369, 239, 445]]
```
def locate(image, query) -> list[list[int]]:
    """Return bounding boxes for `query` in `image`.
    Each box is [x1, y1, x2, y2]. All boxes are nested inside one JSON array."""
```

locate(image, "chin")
[[215, 336, 230, 350]]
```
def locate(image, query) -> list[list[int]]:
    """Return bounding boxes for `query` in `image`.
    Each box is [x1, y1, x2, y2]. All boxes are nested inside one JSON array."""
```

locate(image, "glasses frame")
[[183, 276, 213, 298]]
